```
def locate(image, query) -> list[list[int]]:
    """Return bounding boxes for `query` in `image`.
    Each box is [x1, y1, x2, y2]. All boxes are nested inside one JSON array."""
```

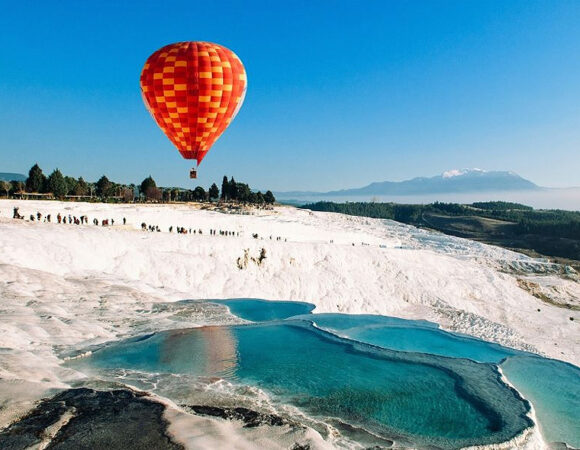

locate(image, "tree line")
[[302, 201, 580, 241], [0, 163, 275, 205]]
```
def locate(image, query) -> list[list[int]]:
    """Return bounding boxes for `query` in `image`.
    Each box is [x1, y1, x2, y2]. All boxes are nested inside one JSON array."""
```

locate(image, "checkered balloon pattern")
[[140, 41, 247, 164]]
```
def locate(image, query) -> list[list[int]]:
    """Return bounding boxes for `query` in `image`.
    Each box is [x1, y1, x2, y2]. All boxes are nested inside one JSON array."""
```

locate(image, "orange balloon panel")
[[140, 41, 247, 164]]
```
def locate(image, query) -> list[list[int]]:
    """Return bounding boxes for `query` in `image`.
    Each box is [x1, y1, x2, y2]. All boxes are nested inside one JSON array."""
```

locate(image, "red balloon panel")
[[140, 42, 247, 164]]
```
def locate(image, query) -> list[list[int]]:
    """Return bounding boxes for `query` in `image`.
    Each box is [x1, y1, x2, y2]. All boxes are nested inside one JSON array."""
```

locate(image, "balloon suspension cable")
[[189, 161, 198, 179]]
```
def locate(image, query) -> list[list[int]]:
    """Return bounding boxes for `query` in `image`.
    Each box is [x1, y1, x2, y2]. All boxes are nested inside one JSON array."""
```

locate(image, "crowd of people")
[[3, 207, 378, 246], [13, 207, 125, 228], [9, 206, 291, 242]]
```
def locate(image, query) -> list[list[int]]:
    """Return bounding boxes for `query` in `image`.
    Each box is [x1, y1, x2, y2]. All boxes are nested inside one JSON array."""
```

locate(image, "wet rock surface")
[[186, 404, 289, 428], [0, 388, 183, 450]]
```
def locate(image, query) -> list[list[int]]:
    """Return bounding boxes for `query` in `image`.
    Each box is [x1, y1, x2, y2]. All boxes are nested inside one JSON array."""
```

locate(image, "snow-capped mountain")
[[277, 169, 539, 198], [442, 168, 488, 178]]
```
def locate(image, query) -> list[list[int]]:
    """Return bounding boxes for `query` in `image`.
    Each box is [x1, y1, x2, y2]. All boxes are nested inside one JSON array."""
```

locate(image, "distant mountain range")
[[0, 172, 26, 182], [276, 169, 540, 199]]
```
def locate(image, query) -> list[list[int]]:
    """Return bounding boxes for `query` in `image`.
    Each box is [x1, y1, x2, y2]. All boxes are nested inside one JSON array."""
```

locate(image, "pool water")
[[68, 299, 579, 448], [501, 355, 580, 447], [307, 313, 520, 363], [211, 298, 315, 322], [307, 313, 580, 447]]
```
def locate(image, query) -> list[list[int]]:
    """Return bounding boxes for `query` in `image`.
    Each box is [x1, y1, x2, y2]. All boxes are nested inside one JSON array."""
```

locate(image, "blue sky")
[[1, 0, 579, 190]]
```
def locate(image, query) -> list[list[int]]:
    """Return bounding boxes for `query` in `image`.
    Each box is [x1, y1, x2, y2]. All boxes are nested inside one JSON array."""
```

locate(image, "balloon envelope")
[[140, 41, 247, 165]]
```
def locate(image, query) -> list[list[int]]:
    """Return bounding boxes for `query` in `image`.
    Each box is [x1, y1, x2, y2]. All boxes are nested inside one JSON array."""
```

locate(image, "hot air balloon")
[[140, 42, 247, 179]]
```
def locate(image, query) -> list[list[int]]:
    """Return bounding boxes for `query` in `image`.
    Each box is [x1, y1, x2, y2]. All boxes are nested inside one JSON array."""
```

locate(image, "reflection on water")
[[162, 326, 238, 378], [67, 300, 579, 448], [72, 321, 532, 449]]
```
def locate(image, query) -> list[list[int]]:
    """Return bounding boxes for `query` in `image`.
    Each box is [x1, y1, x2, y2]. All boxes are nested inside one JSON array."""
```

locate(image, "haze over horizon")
[[270, 168, 580, 211], [271, 168, 580, 193], [1, 0, 579, 191]]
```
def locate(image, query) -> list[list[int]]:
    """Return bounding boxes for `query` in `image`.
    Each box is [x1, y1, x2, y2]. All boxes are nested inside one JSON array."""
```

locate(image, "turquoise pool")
[[68, 299, 579, 448]]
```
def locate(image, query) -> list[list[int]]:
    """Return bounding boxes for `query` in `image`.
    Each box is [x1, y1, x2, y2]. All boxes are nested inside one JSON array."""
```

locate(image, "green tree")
[[11, 181, 24, 194], [96, 175, 112, 197], [74, 177, 89, 196], [64, 176, 78, 195], [140, 176, 157, 196], [140, 176, 160, 201], [236, 183, 251, 202], [209, 183, 219, 201], [221, 176, 229, 200], [264, 190, 275, 204], [393, 204, 420, 223], [26, 163, 46, 193], [0, 180, 10, 197], [47, 169, 67, 198], [229, 177, 237, 200], [171, 188, 180, 202], [193, 186, 207, 201], [181, 189, 192, 201]]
